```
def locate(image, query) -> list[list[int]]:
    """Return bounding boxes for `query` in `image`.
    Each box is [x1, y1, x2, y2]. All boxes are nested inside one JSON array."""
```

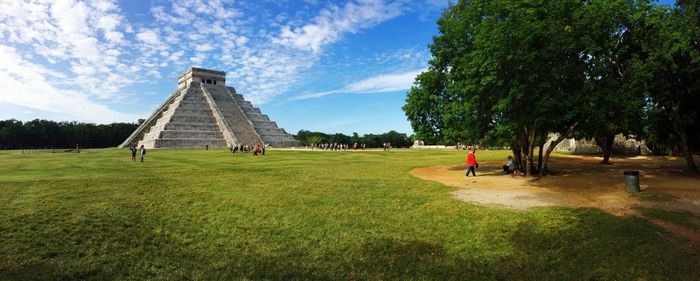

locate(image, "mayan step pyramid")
[[119, 67, 298, 149]]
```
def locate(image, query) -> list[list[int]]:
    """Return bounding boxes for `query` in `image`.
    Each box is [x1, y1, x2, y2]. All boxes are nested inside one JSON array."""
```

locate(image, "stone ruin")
[[119, 67, 298, 149], [546, 133, 651, 154], [411, 134, 652, 154]]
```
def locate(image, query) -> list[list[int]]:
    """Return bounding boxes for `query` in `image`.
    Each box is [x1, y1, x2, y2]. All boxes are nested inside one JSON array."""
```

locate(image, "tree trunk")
[[528, 144, 535, 176], [667, 107, 697, 172], [540, 122, 578, 177], [511, 143, 523, 173], [677, 126, 697, 172], [525, 129, 536, 176], [537, 141, 544, 173], [595, 133, 615, 165], [521, 144, 528, 174]]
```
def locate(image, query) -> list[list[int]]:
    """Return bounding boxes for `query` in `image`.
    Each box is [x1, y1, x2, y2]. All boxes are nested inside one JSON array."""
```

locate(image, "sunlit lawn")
[[0, 148, 697, 280]]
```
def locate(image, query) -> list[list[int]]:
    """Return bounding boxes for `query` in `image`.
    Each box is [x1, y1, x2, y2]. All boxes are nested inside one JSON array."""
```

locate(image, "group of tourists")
[[310, 143, 360, 150], [307, 142, 387, 150], [464, 146, 516, 177], [129, 145, 146, 162], [231, 143, 266, 156], [128, 142, 270, 162]]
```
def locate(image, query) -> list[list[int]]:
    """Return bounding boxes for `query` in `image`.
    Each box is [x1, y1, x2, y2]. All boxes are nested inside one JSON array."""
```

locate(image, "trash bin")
[[623, 171, 640, 193]]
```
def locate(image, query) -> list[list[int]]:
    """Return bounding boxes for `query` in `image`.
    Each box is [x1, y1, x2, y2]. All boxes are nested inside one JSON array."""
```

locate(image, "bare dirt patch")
[[411, 155, 700, 245]]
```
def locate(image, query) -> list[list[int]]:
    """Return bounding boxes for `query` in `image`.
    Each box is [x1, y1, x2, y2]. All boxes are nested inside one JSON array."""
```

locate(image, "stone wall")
[[545, 133, 651, 154]]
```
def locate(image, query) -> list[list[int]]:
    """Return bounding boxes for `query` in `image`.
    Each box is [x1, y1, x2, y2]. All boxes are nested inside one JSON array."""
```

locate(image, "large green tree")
[[633, 0, 699, 171], [403, 71, 452, 145], [405, 0, 588, 176], [575, 0, 649, 164]]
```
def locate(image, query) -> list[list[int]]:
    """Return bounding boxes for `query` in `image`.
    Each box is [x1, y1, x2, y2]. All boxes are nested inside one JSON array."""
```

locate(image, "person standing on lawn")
[[253, 144, 260, 156], [465, 146, 478, 177], [139, 145, 146, 162], [130, 145, 137, 161]]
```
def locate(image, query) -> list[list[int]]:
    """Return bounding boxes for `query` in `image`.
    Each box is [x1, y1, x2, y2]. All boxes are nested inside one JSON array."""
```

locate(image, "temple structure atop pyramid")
[[119, 67, 298, 149]]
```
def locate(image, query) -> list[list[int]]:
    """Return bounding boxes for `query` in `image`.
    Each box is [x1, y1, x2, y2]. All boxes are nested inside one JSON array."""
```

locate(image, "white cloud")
[[169, 50, 185, 62], [0, 45, 138, 122], [0, 0, 141, 102], [136, 29, 161, 46], [103, 30, 124, 43], [345, 69, 423, 92], [424, 0, 450, 8], [291, 69, 424, 100], [273, 0, 404, 53], [195, 43, 215, 52]]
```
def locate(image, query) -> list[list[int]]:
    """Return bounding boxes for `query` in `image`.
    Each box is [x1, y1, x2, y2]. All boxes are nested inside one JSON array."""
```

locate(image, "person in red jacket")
[[465, 146, 478, 177]]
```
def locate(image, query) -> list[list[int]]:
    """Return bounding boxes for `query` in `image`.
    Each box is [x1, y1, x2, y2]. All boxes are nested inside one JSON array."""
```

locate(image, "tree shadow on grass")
[[343, 210, 698, 280], [206, 238, 475, 280], [1, 263, 57, 281], [349, 238, 473, 280], [213, 212, 697, 280], [3, 209, 699, 280], [499, 208, 700, 280], [1, 259, 108, 281]]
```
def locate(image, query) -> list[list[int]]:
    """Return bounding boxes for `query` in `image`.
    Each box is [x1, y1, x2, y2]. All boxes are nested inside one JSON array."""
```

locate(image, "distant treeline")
[[295, 130, 412, 148], [0, 119, 139, 149], [0, 119, 413, 149]]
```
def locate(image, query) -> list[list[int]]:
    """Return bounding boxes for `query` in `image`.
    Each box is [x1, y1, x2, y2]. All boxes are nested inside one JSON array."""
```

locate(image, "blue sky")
[[0, 0, 675, 135]]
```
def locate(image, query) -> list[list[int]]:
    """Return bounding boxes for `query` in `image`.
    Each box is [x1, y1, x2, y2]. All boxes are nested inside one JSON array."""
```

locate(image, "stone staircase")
[[201, 84, 264, 146], [118, 86, 185, 148], [227, 88, 298, 147], [136, 86, 227, 148]]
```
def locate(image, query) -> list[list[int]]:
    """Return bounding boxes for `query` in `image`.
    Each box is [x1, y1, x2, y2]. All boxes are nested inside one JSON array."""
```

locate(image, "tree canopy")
[[633, 0, 700, 171], [295, 130, 412, 148], [0, 119, 138, 149]]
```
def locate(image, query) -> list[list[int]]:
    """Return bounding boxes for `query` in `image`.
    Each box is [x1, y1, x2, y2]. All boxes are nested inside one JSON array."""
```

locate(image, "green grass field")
[[0, 148, 698, 280]]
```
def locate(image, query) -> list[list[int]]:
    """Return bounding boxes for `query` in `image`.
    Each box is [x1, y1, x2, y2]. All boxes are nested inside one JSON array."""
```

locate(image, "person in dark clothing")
[[130, 145, 137, 161]]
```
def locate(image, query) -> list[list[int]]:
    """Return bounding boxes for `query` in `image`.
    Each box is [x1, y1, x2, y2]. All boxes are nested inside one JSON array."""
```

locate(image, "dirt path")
[[411, 155, 700, 247]]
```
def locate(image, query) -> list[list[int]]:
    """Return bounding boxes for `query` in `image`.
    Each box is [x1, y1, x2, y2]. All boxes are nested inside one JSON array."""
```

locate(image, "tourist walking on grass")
[[253, 144, 260, 156], [140, 145, 146, 162], [130, 145, 137, 161], [465, 146, 478, 177]]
